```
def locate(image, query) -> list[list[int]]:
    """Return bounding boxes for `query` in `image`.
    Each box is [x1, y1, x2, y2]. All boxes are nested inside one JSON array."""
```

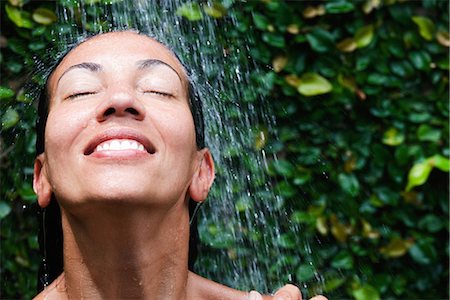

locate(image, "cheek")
[[45, 105, 91, 161], [153, 105, 197, 150]]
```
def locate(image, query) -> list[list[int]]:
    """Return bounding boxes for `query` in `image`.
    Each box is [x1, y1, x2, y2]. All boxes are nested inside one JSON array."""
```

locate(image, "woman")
[[32, 30, 324, 300]]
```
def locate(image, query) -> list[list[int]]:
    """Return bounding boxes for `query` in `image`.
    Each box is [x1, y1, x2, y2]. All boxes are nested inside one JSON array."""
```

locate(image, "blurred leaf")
[[417, 124, 441, 142], [306, 28, 335, 53], [338, 173, 360, 196], [331, 251, 354, 269], [303, 5, 325, 19], [252, 12, 269, 30], [380, 238, 413, 258], [5, 4, 33, 28], [176, 2, 203, 21], [272, 55, 288, 73], [291, 211, 315, 224], [355, 25, 374, 48], [262, 33, 285, 48], [203, 2, 227, 18], [296, 263, 315, 281], [412, 16, 435, 41], [32, 7, 57, 25], [278, 233, 296, 249], [330, 215, 350, 243], [429, 155, 450, 172], [406, 160, 433, 191], [271, 159, 295, 177], [409, 239, 437, 265], [287, 24, 300, 34], [337, 38, 357, 52], [0, 202, 12, 219], [297, 73, 332, 96], [408, 50, 431, 71], [2, 108, 20, 129], [316, 216, 328, 235], [418, 214, 443, 233], [0, 86, 15, 100], [323, 276, 345, 292], [382, 127, 405, 146], [436, 30, 450, 47], [352, 284, 380, 300], [254, 129, 267, 150], [284, 74, 301, 87], [325, 1, 354, 14], [363, 0, 381, 14]]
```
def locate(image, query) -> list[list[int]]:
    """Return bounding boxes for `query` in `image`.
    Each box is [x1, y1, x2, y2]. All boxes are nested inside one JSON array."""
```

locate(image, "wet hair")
[[36, 32, 205, 292]]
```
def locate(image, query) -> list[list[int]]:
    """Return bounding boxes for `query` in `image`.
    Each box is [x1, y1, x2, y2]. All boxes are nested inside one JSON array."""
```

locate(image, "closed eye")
[[66, 91, 97, 100], [144, 90, 173, 98]]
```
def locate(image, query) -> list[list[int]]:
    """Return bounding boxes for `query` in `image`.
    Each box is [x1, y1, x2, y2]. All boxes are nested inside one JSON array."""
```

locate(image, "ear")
[[189, 149, 215, 203], [33, 154, 52, 208]]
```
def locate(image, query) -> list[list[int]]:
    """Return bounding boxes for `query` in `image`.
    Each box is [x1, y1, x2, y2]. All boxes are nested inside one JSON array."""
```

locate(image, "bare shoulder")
[[33, 273, 68, 300], [187, 271, 250, 300]]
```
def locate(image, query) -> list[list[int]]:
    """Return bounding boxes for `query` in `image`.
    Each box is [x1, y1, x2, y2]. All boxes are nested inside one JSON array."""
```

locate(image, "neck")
[[60, 201, 190, 299]]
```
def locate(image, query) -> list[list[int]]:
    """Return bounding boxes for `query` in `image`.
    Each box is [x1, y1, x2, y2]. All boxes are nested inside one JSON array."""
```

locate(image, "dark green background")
[[1, 1, 448, 299]]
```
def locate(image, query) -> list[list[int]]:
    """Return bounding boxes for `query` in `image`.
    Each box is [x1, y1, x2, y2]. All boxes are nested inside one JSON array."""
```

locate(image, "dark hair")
[[36, 33, 205, 292]]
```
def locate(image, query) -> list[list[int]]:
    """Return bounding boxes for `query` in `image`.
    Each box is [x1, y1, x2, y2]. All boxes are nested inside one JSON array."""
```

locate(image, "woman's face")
[[35, 31, 206, 210]]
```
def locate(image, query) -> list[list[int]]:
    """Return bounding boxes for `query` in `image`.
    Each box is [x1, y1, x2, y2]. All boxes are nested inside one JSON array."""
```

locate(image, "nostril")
[[104, 107, 115, 117], [125, 107, 139, 115]]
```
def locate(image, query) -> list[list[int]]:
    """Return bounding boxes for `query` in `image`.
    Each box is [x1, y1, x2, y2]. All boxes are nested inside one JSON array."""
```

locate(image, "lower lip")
[[88, 150, 152, 159]]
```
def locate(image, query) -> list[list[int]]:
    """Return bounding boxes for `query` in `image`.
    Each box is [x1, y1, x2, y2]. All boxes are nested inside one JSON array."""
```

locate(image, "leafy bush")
[[1, 1, 448, 299]]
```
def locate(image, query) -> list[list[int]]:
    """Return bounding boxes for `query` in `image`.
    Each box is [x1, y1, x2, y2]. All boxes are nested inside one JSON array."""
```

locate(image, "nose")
[[96, 90, 145, 122]]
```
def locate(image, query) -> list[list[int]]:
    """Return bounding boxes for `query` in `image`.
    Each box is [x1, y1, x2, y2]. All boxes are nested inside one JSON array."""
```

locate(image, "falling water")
[[44, 0, 319, 294]]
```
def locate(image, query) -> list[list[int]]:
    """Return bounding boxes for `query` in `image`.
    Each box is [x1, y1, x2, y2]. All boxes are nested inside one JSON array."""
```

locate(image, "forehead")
[[48, 31, 187, 91]]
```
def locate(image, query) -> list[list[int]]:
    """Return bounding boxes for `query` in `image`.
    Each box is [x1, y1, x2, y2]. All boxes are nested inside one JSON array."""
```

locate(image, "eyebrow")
[[57, 59, 184, 86], [136, 59, 183, 84], [57, 62, 102, 85]]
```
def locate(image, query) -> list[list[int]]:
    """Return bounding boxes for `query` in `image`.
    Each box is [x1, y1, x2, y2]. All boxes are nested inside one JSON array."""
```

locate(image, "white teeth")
[[94, 139, 146, 152]]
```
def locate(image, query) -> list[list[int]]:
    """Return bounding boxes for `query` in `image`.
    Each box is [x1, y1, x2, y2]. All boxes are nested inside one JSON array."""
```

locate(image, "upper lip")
[[84, 128, 156, 155]]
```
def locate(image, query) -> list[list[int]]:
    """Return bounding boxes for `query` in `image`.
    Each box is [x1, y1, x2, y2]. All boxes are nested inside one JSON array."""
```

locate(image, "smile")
[[84, 128, 156, 156], [95, 139, 146, 152]]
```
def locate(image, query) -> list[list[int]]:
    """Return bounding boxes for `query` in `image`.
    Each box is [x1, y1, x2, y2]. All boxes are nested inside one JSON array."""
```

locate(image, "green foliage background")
[[1, 0, 448, 299]]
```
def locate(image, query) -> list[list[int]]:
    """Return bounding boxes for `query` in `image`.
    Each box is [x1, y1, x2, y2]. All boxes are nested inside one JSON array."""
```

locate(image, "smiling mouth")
[[95, 139, 146, 152], [84, 134, 156, 156]]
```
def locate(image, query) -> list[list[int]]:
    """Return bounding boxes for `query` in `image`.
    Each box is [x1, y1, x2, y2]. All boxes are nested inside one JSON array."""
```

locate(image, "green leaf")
[[5, 4, 34, 29], [408, 50, 431, 71], [297, 73, 332, 96], [418, 214, 444, 232], [325, 1, 354, 14], [271, 159, 295, 177], [0, 86, 15, 100], [291, 211, 315, 224], [278, 233, 296, 249], [2, 108, 20, 129], [430, 155, 450, 172], [322, 277, 345, 292], [296, 263, 315, 281], [176, 2, 203, 21], [409, 238, 437, 265], [203, 2, 227, 18], [355, 25, 374, 48], [412, 16, 435, 41], [338, 173, 360, 196], [417, 124, 441, 142], [252, 12, 269, 30], [0, 202, 12, 219], [32, 7, 57, 25], [262, 33, 285, 48], [406, 160, 433, 191], [306, 28, 335, 53], [382, 127, 405, 146], [352, 284, 381, 300], [331, 251, 354, 269]]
